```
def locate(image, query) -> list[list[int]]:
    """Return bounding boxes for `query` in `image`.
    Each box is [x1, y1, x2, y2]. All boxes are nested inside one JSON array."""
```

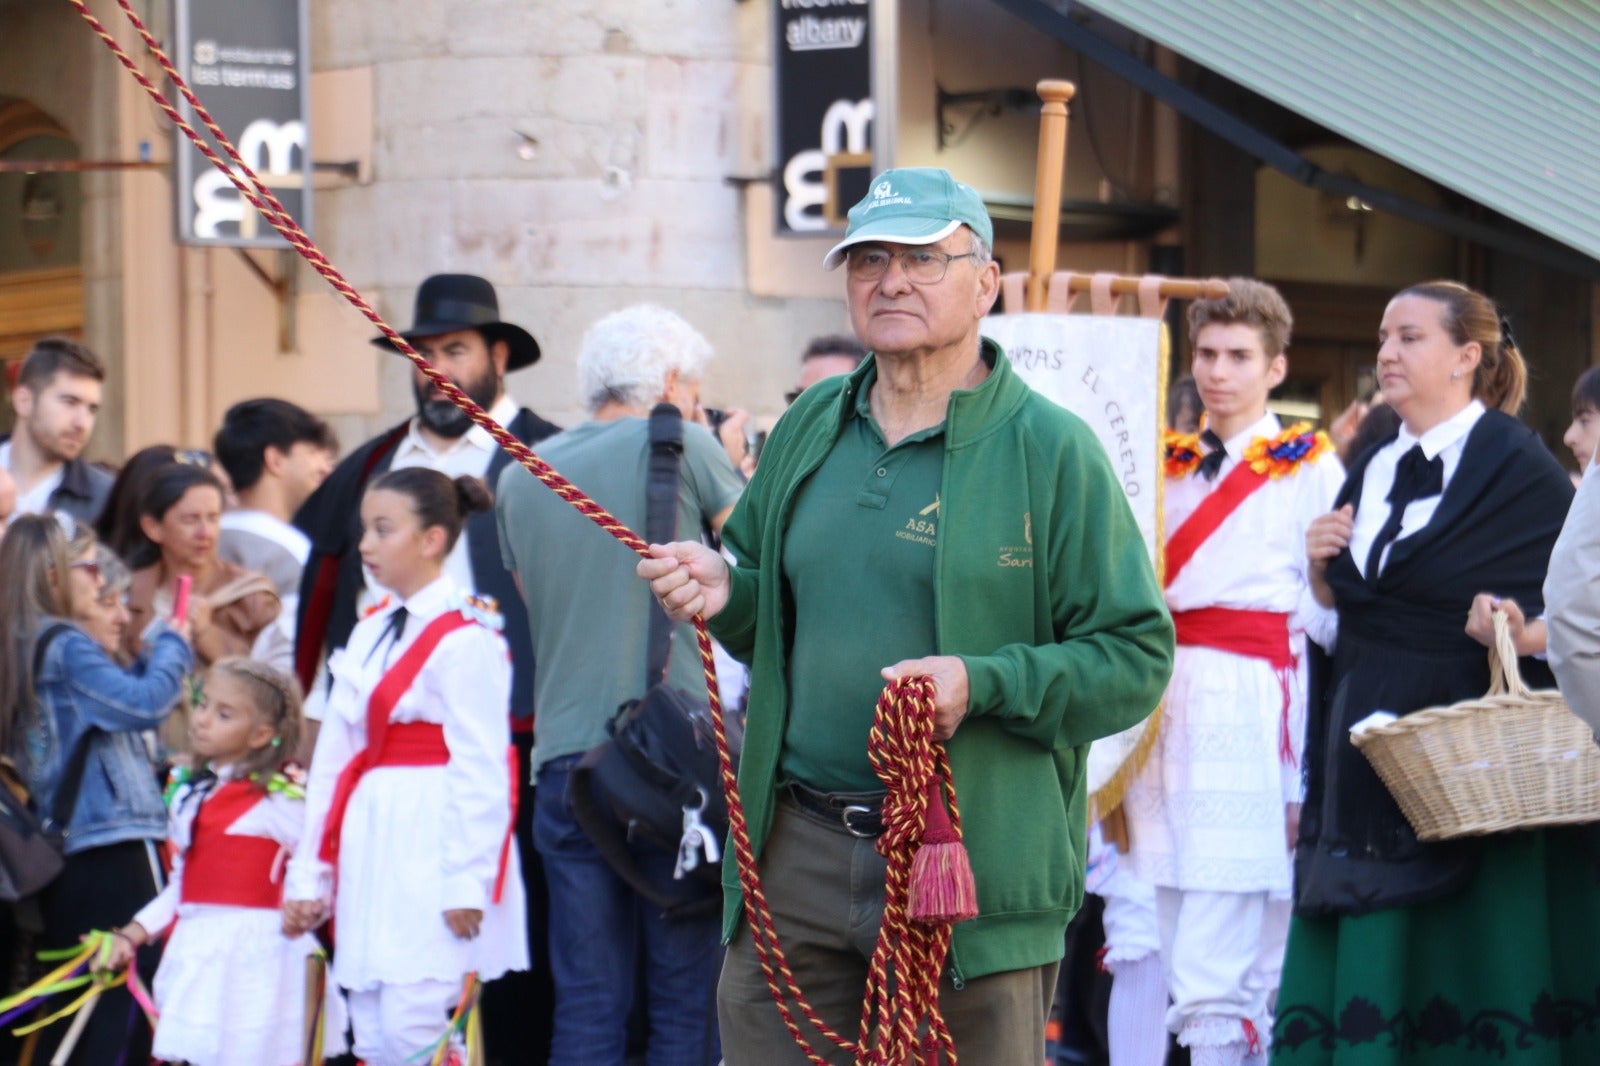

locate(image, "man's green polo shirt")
[[779, 373, 943, 792]]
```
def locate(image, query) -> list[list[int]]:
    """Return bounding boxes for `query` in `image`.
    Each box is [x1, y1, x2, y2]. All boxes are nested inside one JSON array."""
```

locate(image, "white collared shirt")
[[1350, 399, 1486, 577], [219, 508, 311, 565], [376, 393, 519, 598], [1197, 411, 1281, 486], [1165, 410, 1346, 652], [0, 441, 64, 517]]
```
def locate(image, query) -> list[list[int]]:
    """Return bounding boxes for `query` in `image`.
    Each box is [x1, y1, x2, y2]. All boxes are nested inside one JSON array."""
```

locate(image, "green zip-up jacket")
[[710, 340, 1174, 981]]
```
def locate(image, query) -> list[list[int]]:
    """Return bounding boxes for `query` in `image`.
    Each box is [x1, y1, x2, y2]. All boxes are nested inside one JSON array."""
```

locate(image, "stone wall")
[[309, 0, 851, 444]]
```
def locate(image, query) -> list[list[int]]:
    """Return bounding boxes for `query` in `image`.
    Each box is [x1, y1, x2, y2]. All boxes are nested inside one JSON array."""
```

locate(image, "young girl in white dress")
[[104, 657, 347, 1065], [283, 469, 527, 1066]]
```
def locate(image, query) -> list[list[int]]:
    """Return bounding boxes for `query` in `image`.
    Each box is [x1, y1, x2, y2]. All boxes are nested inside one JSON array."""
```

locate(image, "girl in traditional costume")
[[283, 468, 526, 1066], [104, 657, 346, 1065], [1276, 281, 1600, 1065]]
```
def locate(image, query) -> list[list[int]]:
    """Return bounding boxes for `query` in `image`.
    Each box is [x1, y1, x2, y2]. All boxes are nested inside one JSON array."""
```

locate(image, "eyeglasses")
[[845, 247, 980, 285], [69, 559, 101, 582]]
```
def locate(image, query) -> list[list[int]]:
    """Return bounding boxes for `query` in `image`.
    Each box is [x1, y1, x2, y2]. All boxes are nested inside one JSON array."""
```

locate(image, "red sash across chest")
[[1165, 462, 1298, 766], [180, 780, 284, 910], [318, 610, 519, 902]]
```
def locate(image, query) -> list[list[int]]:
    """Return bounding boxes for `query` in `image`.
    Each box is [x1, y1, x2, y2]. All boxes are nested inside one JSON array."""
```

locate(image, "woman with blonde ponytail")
[[1277, 281, 1600, 1065]]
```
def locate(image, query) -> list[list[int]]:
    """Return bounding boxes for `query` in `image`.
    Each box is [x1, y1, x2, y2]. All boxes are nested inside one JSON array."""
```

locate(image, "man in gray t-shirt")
[[494, 304, 742, 1066]]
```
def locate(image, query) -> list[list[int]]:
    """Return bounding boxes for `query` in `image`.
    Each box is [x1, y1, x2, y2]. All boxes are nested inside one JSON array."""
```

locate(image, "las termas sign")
[[774, 0, 875, 235], [174, 0, 311, 248]]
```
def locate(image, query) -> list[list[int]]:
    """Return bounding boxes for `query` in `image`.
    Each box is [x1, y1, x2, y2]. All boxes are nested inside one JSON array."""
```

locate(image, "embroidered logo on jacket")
[[997, 511, 1033, 568]]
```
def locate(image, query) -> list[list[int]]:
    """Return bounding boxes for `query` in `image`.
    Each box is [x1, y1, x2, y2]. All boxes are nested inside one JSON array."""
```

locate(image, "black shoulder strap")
[[31, 624, 94, 830], [645, 403, 684, 689]]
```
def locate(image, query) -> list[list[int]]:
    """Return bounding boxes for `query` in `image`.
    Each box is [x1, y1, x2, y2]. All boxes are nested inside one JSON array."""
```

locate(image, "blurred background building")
[[1, 0, 1596, 463]]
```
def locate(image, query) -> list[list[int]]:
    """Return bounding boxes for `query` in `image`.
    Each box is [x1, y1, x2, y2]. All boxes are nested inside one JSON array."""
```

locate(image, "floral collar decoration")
[[1165, 422, 1331, 480]]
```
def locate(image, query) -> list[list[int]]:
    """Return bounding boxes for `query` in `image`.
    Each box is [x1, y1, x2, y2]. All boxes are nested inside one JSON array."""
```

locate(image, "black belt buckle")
[[788, 783, 884, 838], [840, 804, 879, 839]]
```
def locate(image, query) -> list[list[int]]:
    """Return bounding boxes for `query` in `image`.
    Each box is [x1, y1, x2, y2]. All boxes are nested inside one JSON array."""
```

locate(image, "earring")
[[1451, 370, 1461, 381], [270, 736, 282, 748]]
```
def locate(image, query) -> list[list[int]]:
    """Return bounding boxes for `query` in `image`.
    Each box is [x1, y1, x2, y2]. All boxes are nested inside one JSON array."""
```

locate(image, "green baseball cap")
[[823, 167, 994, 271]]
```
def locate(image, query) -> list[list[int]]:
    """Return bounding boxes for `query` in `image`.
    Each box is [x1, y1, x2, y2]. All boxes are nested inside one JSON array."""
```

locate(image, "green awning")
[[1076, 0, 1600, 261]]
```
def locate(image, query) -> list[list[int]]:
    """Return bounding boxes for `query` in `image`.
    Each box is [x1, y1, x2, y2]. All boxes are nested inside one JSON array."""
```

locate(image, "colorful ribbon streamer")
[[406, 972, 482, 1066]]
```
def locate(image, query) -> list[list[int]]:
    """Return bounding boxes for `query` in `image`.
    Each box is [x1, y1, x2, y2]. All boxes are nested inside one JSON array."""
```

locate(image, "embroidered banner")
[[981, 313, 1163, 558], [980, 311, 1165, 814]]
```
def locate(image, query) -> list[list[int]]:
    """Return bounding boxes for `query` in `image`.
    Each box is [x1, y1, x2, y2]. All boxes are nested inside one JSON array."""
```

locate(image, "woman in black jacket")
[[1274, 281, 1598, 1065]]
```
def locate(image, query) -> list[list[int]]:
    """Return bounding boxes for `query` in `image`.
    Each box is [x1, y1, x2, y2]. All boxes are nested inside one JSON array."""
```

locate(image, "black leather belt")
[[785, 782, 886, 838]]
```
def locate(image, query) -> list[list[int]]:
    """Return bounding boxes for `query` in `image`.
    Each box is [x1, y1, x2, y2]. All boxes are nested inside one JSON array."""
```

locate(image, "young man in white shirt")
[[214, 397, 338, 600], [1, 338, 112, 523], [1124, 280, 1343, 1066]]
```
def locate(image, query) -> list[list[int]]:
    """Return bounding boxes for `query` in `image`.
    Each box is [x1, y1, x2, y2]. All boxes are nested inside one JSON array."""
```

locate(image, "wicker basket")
[[1350, 611, 1600, 841]]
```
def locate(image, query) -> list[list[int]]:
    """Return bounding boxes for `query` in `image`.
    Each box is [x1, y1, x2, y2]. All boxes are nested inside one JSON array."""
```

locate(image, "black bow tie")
[[1387, 444, 1444, 506], [177, 767, 219, 817], [366, 606, 409, 668], [1197, 428, 1227, 481], [1365, 445, 1444, 578]]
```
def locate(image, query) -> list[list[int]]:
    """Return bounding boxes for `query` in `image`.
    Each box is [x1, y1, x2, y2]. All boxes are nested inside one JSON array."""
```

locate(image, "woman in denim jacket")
[[0, 514, 191, 1063]]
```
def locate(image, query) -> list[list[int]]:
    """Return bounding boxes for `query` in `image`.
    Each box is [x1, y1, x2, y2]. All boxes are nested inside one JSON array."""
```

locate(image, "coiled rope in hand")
[[70, 4, 976, 1060]]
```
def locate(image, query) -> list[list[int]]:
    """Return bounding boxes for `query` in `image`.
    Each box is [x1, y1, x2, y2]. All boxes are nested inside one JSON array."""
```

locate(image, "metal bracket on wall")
[[311, 160, 362, 182], [231, 247, 298, 352], [935, 86, 1038, 150]]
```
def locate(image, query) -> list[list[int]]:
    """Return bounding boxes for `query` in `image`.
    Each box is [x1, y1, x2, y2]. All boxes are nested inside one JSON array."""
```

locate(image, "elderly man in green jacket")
[[640, 167, 1174, 1064]]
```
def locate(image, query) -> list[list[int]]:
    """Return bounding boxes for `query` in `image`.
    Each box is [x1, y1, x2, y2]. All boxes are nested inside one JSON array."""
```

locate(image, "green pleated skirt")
[[1272, 828, 1600, 1065]]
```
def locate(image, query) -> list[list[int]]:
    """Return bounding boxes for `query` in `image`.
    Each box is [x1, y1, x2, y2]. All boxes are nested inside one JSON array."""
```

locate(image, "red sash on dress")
[[317, 609, 518, 902], [1171, 607, 1298, 767], [180, 780, 284, 910], [1164, 461, 1270, 588]]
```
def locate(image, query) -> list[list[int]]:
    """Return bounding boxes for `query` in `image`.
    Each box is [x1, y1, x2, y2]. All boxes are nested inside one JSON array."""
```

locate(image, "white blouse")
[[1349, 400, 1485, 578], [1165, 412, 1345, 648], [132, 766, 303, 935]]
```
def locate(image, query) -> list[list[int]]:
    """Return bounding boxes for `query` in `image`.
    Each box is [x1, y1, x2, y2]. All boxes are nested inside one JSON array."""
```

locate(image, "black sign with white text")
[[174, 0, 311, 247], [773, 0, 874, 236]]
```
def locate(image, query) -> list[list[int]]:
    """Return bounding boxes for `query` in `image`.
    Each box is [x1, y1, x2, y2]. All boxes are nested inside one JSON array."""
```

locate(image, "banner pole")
[[1026, 79, 1076, 312]]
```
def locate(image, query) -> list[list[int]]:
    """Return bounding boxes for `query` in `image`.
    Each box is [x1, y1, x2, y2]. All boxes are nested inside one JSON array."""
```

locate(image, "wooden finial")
[[1027, 80, 1077, 311], [1037, 79, 1076, 107]]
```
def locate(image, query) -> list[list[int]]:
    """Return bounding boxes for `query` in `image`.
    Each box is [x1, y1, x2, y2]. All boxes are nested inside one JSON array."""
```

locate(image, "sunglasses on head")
[[174, 448, 212, 468]]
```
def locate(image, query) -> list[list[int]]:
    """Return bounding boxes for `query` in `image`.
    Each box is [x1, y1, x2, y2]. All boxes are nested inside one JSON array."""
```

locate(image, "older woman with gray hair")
[[495, 302, 747, 1065]]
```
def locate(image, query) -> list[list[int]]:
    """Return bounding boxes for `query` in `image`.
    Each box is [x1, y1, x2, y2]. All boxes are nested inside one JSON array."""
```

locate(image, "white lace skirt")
[[331, 764, 529, 992], [1123, 644, 1298, 894], [151, 906, 348, 1066]]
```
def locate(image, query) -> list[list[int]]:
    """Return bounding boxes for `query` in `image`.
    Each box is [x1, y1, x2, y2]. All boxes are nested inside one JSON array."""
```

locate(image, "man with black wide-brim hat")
[[292, 273, 560, 1059]]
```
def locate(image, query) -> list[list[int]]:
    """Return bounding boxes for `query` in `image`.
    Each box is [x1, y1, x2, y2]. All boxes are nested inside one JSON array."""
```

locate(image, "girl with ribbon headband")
[[102, 657, 347, 1064]]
